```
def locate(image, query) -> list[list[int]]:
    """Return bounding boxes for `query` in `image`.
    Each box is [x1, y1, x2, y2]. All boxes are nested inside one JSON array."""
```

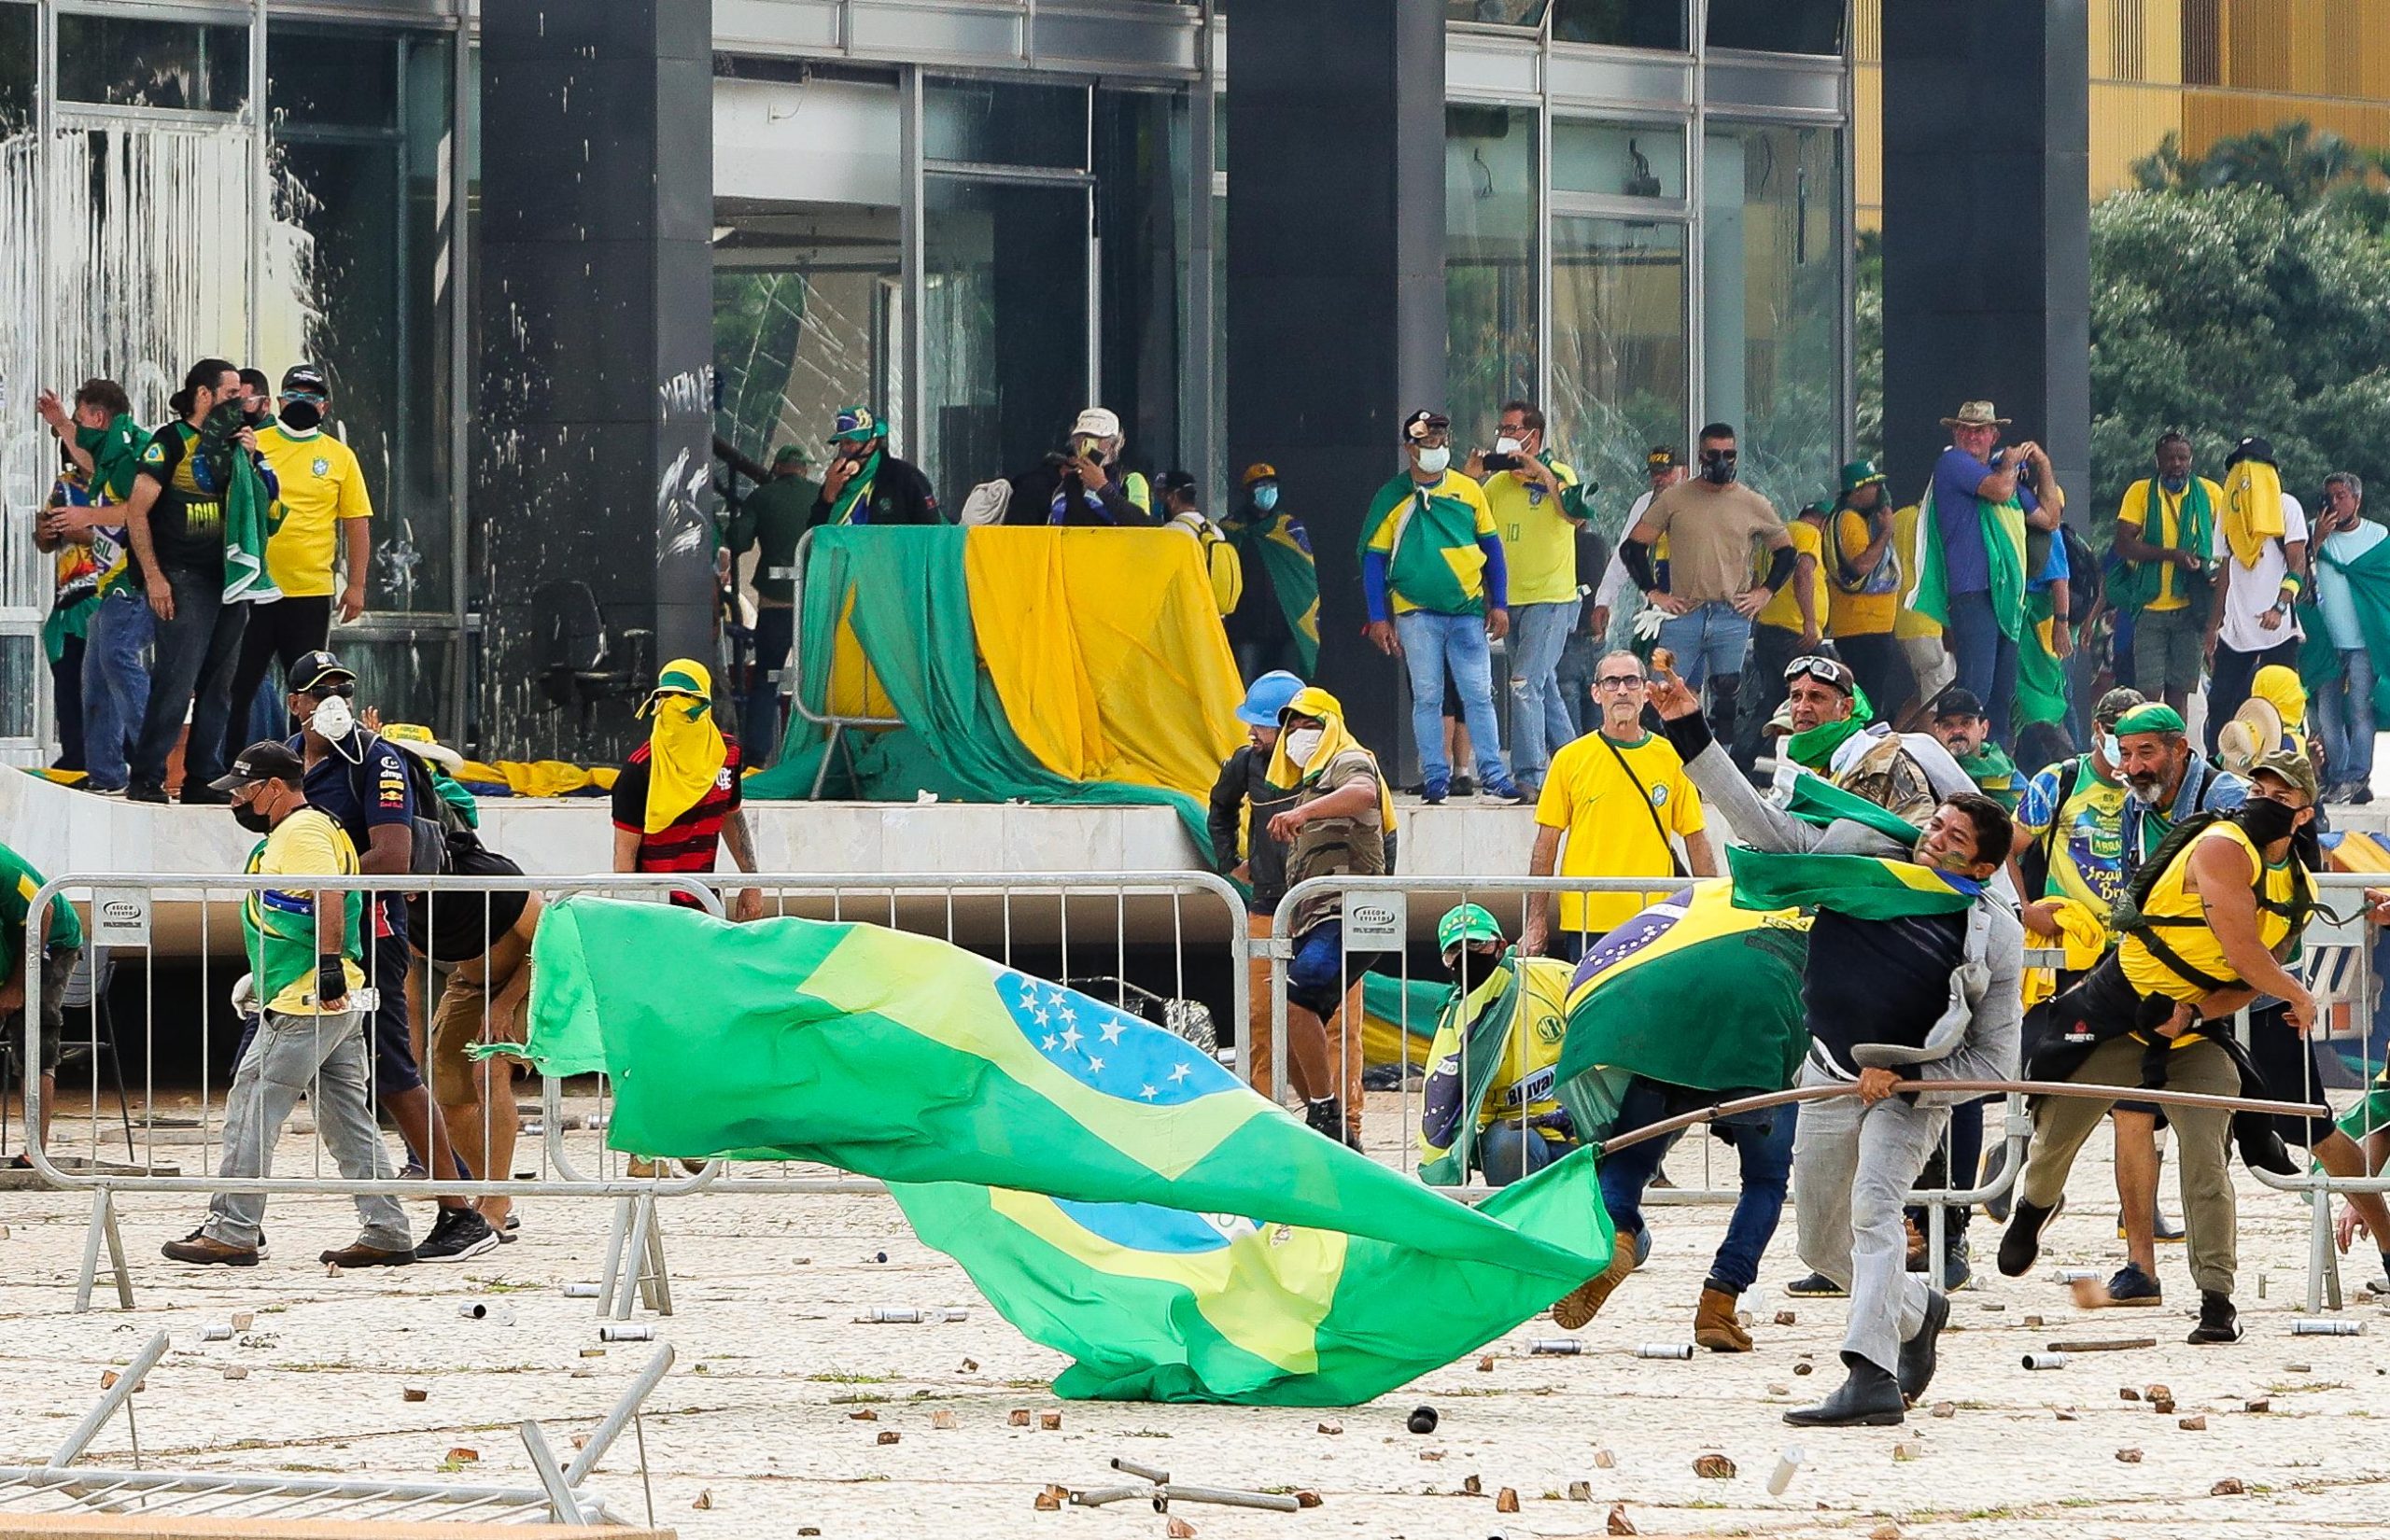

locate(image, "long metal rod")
[[49, 1331, 171, 1470], [515, 1421, 585, 1526], [1599, 1079, 2333, 1156], [562, 1347, 676, 1486]]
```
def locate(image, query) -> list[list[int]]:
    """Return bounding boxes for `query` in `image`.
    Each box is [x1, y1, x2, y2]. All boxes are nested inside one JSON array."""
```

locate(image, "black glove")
[[316, 955, 350, 1009]]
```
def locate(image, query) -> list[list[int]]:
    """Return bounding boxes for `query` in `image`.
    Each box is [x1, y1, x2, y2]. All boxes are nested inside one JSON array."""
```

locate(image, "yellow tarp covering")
[[822, 587, 899, 722], [455, 759, 620, 798], [965, 528, 1245, 802]]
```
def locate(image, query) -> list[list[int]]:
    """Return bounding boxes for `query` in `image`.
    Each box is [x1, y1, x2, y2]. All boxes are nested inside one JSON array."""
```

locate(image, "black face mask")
[[279, 399, 323, 431], [233, 802, 274, 834], [1699, 451, 1737, 485], [2236, 796, 2303, 848]]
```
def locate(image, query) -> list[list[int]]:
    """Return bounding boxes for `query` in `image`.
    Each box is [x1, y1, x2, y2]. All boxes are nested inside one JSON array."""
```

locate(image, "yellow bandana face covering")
[[640, 659, 728, 833]]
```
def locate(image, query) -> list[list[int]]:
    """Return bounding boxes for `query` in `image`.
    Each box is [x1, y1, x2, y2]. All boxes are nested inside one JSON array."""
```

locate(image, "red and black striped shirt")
[[612, 740, 744, 903]]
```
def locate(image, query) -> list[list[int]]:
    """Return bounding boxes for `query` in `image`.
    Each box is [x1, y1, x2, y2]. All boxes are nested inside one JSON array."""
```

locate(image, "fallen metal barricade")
[[0, 1330, 674, 1528], [21, 873, 726, 1313]]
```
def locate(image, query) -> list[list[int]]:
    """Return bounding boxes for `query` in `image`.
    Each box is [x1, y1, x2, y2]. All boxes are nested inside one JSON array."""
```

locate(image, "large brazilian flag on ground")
[[519, 897, 1613, 1406]]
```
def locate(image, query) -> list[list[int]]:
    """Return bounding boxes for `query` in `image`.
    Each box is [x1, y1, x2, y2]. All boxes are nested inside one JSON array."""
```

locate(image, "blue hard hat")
[[1235, 671, 1305, 728]]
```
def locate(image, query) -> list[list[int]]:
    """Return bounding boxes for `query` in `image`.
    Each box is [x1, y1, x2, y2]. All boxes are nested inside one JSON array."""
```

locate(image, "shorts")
[[2132, 605, 2203, 697], [1286, 920, 1392, 1018], [364, 926, 423, 1098], [2, 947, 80, 1075], [428, 957, 525, 1107]]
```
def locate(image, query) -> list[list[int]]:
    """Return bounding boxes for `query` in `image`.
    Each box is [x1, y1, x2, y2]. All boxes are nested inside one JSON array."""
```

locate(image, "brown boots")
[[1693, 1285, 1751, 1352]]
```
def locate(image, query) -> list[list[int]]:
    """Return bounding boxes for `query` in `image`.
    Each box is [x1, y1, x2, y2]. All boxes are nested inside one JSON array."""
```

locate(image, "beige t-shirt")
[[1638, 481, 1788, 604]]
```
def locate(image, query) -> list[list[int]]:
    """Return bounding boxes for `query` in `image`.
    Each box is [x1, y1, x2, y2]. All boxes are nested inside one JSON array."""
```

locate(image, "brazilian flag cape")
[[515, 898, 1613, 1406], [1726, 844, 1982, 920], [2299, 534, 2390, 721], [1415, 951, 1573, 1186], [2107, 477, 2214, 614], [1912, 471, 2029, 641], [1221, 508, 1320, 674], [1554, 881, 1809, 1113], [1357, 472, 1486, 616], [2014, 587, 2070, 730]]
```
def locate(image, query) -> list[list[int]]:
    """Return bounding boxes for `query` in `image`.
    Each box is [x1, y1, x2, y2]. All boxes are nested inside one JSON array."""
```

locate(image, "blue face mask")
[[2158, 473, 2189, 494], [1253, 485, 1279, 513]]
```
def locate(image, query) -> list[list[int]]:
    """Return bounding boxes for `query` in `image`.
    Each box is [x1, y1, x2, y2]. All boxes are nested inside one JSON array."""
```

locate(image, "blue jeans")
[[1655, 601, 1753, 748], [1480, 1121, 1576, 1187], [1944, 589, 2017, 746], [1597, 1077, 1794, 1295], [80, 587, 154, 791], [742, 605, 794, 766], [1506, 600, 1579, 786], [1396, 609, 1511, 793], [2317, 648, 2378, 788], [132, 567, 246, 789]]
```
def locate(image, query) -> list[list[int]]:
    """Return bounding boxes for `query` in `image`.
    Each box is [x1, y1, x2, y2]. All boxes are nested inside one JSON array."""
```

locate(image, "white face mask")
[[1414, 445, 1451, 477], [1284, 727, 1326, 768], [1494, 435, 1523, 456], [2100, 733, 2122, 765], [310, 694, 356, 743]]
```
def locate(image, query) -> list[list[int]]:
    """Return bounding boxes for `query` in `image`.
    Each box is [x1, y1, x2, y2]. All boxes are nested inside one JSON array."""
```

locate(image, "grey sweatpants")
[[203, 1008, 411, 1252], [1792, 1060, 1949, 1377]]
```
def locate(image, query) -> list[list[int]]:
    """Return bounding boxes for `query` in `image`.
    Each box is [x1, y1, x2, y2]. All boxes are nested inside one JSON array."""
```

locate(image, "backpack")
[[957, 478, 1012, 526], [1176, 513, 1244, 616], [2108, 810, 2313, 992], [2017, 755, 2085, 901], [2060, 524, 2102, 626]]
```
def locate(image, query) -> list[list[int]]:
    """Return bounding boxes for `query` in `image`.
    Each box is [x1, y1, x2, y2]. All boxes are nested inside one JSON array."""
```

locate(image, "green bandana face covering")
[[1785, 712, 1867, 771]]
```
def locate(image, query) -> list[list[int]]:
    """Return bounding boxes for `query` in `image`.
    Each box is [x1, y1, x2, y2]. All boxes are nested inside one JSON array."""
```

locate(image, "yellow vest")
[[2119, 821, 2301, 1004]]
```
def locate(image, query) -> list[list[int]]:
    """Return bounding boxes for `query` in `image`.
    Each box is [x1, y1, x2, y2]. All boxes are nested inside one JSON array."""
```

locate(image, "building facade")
[[0, 0, 1852, 761]]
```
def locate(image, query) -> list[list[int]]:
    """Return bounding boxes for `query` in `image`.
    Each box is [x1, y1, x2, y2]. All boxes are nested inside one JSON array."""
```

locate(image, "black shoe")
[[125, 781, 169, 805], [2102, 1263, 2164, 1306], [2355, 784, 2376, 805], [2187, 1289, 2242, 1344], [179, 781, 231, 806], [1303, 1097, 1346, 1142], [1941, 1238, 1974, 1293], [1784, 1354, 1906, 1428], [1998, 1195, 2064, 1278], [1897, 1290, 1949, 1403], [1784, 1270, 1848, 1298], [1981, 1144, 2013, 1223], [415, 1206, 499, 1263]]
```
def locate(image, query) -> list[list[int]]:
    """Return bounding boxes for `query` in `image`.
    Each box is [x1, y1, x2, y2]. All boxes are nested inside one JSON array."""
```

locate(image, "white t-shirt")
[[2210, 492, 2308, 655], [1593, 490, 1656, 610]]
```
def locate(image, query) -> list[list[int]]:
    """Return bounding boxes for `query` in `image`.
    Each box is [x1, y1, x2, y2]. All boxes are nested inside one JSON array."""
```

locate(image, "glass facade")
[[0, 0, 1849, 761]]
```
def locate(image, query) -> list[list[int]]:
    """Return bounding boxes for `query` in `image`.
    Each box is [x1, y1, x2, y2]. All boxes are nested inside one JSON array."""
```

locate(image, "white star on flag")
[[1059, 1026, 1083, 1052], [1139, 1085, 1159, 1100], [1087, 1055, 1106, 1074], [1041, 1035, 1059, 1052], [1168, 1063, 1191, 1083], [1098, 1018, 1125, 1044]]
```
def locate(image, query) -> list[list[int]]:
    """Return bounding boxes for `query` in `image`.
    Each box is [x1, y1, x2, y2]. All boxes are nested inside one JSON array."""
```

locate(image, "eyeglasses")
[[1783, 655, 1852, 690], [1700, 448, 1738, 463], [1593, 675, 1647, 690]]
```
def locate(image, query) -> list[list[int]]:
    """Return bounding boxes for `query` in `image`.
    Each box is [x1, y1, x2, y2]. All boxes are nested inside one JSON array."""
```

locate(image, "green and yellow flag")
[[1725, 845, 1982, 921], [1912, 481, 2028, 641], [1414, 952, 1573, 1186], [518, 898, 1613, 1406]]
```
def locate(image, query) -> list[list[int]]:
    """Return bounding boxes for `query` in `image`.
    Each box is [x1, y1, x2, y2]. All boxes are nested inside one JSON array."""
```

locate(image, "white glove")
[[1631, 605, 1667, 641]]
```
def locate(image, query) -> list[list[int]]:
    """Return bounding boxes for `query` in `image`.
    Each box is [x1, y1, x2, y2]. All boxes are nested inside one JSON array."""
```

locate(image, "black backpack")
[[2061, 524, 2102, 626], [2109, 810, 2313, 993]]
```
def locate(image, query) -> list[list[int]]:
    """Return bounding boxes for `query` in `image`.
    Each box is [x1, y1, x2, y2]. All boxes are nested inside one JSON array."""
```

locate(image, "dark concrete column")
[[1882, 1, 2089, 514], [1227, 0, 1444, 762], [475, 0, 714, 757]]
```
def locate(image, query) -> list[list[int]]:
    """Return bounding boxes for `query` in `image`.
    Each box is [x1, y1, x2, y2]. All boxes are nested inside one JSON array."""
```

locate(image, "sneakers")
[[1940, 1238, 1974, 1294], [2364, 1272, 2389, 1298], [162, 1233, 259, 1267], [1422, 781, 1450, 806], [1302, 1098, 1360, 1150], [1998, 1195, 2065, 1278], [2100, 1263, 2164, 1307], [1784, 1270, 1848, 1298], [178, 1224, 268, 1259], [125, 781, 169, 805], [320, 1240, 416, 1268], [1451, 776, 1476, 798], [2115, 1209, 2186, 1242], [1483, 780, 1534, 805], [178, 781, 231, 806], [414, 1206, 499, 1263], [2186, 1289, 2242, 1344]]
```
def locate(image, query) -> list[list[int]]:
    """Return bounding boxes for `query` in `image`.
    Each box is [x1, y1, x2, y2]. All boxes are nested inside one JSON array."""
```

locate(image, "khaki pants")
[[2019, 1033, 2241, 1295], [1245, 910, 1363, 1137]]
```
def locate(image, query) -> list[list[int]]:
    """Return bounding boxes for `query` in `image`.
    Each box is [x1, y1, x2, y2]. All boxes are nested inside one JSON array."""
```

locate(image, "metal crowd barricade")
[[782, 525, 904, 798], [0, 1330, 674, 1527], [679, 870, 1250, 1196], [1265, 873, 2046, 1235], [2248, 869, 2388, 1311], [21, 872, 725, 1313]]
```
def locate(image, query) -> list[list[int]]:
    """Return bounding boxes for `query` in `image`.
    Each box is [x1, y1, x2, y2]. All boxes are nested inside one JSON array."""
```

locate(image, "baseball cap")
[[279, 363, 329, 397], [2226, 435, 2278, 469], [1647, 446, 1680, 471], [2250, 745, 2320, 803], [1242, 462, 1279, 486], [1437, 903, 1506, 957], [1840, 457, 1885, 493], [1159, 469, 1200, 499], [210, 739, 305, 793], [380, 721, 465, 772], [1235, 670, 1305, 728], [288, 650, 355, 694], [828, 405, 881, 444], [1932, 686, 1989, 721], [1070, 407, 1122, 441], [1401, 409, 1451, 443], [772, 443, 814, 467], [2092, 686, 2146, 730]]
